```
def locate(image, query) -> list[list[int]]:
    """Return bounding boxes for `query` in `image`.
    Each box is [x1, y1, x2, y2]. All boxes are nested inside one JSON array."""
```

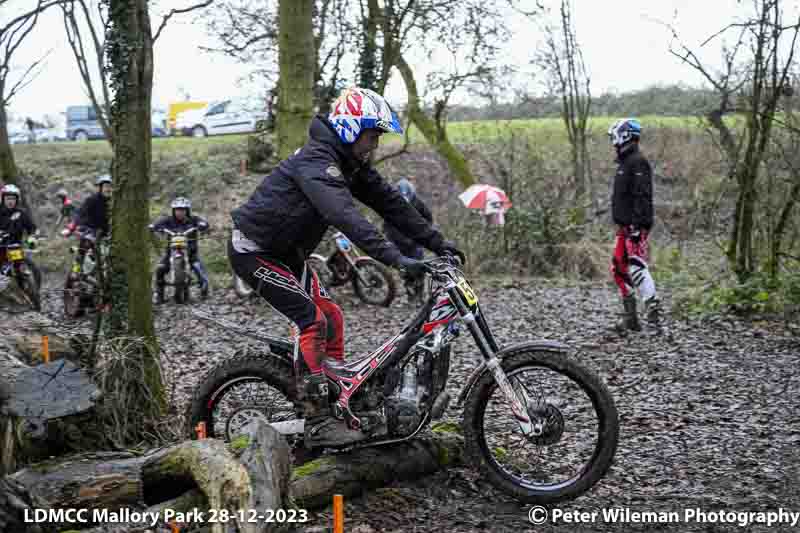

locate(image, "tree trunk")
[[0, 102, 18, 186], [104, 0, 164, 432], [770, 179, 800, 277], [394, 54, 476, 189], [0, 348, 101, 475], [276, 0, 315, 160]]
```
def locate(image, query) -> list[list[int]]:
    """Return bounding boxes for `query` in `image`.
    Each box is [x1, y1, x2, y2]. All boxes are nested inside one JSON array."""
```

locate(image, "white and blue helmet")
[[328, 88, 403, 144], [608, 118, 642, 147]]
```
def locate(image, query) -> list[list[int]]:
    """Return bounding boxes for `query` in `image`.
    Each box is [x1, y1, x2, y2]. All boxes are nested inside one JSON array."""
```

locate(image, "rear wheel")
[[187, 352, 296, 442], [352, 258, 395, 307], [463, 349, 619, 504]]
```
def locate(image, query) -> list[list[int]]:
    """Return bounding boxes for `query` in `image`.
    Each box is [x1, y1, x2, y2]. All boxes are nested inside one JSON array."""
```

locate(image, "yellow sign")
[[7, 249, 23, 261], [456, 278, 478, 306]]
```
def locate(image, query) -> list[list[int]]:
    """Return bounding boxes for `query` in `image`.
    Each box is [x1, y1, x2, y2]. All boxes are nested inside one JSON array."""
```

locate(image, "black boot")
[[644, 297, 663, 332], [615, 294, 641, 334], [303, 374, 363, 448], [155, 283, 165, 305]]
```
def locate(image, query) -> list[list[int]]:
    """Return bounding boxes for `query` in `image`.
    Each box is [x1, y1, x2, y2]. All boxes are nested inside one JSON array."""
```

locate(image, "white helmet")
[[1, 184, 20, 202], [171, 197, 191, 210]]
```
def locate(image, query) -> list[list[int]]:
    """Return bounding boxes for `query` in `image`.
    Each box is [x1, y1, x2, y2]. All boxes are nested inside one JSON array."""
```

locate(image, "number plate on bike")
[[172, 236, 187, 247], [455, 276, 478, 306], [7, 249, 23, 261]]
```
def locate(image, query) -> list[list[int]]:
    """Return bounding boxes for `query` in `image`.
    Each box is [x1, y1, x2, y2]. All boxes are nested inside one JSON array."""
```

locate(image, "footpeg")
[[334, 401, 362, 430]]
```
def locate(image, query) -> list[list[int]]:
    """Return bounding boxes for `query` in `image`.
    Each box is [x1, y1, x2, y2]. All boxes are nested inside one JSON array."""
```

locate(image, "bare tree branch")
[[153, 0, 215, 42]]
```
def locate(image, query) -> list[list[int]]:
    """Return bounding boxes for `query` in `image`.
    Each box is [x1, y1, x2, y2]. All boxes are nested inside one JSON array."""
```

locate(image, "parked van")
[[174, 98, 270, 137], [167, 101, 207, 133], [66, 105, 104, 141], [66, 105, 170, 141]]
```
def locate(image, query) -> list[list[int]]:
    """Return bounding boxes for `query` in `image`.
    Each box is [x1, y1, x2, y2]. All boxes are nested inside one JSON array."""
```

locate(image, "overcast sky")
[[1, 0, 779, 128]]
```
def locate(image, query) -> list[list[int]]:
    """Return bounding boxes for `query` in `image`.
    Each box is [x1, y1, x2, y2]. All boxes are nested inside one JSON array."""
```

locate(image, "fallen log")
[[11, 422, 292, 533], [0, 476, 56, 533], [290, 426, 465, 509]]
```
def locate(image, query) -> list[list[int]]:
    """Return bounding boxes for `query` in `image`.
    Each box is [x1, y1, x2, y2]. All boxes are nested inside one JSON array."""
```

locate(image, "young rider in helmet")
[[607, 118, 661, 333], [54, 188, 76, 232], [149, 196, 210, 303], [0, 184, 38, 285], [229, 87, 464, 448], [63, 174, 112, 276]]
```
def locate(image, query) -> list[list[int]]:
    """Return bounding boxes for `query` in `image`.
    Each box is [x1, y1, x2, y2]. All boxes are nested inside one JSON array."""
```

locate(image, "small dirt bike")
[[155, 227, 199, 304], [307, 231, 396, 307], [63, 231, 109, 317], [0, 231, 42, 311], [188, 255, 619, 504]]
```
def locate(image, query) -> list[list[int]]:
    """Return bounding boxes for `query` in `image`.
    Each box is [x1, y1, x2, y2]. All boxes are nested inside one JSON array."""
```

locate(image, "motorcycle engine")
[[384, 350, 429, 437]]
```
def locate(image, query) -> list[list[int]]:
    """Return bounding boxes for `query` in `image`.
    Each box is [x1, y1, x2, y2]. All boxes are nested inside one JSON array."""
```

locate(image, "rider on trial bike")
[[229, 87, 464, 447]]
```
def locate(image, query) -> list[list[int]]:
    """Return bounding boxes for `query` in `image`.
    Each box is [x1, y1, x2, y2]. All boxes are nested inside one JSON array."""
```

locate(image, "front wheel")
[[187, 352, 296, 442], [17, 270, 40, 311], [63, 274, 84, 317], [463, 349, 619, 504], [352, 258, 395, 307]]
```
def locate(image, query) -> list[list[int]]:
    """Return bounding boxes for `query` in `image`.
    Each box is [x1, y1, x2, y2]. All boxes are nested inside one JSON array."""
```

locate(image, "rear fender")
[[455, 340, 569, 407]]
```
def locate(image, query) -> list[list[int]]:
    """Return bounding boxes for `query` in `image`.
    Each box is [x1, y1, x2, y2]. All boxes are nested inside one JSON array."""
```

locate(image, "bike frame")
[[316, 258, 535, 437], [162, 227, 197, 287]]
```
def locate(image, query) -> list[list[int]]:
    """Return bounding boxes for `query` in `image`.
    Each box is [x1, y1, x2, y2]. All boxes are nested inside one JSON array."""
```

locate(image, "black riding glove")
[[396, 256, 427, 278], [436, 240, 466, 265]]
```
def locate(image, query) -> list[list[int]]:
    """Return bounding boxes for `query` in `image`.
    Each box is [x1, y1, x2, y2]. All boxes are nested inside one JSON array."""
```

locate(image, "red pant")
[[228, 241, 344, 375], [611, 227, 650, 298]]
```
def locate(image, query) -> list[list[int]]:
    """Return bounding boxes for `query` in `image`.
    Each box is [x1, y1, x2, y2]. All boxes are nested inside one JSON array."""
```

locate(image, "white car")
[[176, 99, 269, 138]]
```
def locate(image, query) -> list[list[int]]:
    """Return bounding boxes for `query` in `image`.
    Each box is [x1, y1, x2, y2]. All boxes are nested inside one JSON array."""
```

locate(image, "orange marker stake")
[[41, 335, 50, 363], [333, 494, 344, 533], [195, 421, 207, 439]]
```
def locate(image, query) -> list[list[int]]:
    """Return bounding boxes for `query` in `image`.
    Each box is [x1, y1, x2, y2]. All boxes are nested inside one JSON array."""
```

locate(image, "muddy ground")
[[4, 274, 799, 533]]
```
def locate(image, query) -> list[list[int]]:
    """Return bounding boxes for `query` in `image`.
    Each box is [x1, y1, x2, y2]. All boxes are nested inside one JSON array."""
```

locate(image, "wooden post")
[[41, 336, 49, 364], [240, 159, 247, 176], [333, 494, 343, 533]]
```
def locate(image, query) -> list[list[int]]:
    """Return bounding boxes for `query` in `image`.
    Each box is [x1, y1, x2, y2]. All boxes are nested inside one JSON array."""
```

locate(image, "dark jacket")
[[149, 214, 209, 256], [0, 206, 36, 243], [231, 116, 444, 267], [76, 192, 110, 234], [384, 193, 433, 255], [612, 144, 654, 230]]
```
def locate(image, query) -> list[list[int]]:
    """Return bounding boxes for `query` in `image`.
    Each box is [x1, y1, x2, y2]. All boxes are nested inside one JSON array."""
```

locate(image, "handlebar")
[[157, 226, 199, 237]]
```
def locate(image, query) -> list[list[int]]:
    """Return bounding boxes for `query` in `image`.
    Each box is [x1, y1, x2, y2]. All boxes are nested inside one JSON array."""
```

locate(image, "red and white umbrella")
[[458, 184, 512, 211]]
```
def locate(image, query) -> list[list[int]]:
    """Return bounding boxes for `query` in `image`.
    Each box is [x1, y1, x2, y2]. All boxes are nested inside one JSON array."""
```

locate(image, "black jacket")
[[76, 192, 110, 234], [0, 206, 36, 243], [149, 214, 209, 255], [384, 193, 433, 254], [612, 144, 654, 230], [231, 116, 444, 266]]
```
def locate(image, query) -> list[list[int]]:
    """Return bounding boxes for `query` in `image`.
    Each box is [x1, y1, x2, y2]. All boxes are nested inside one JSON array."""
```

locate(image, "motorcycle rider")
[[608, 118, 661, 333], [149, 196, 210, 303], [54, 188, 76, 231], [63, 174, 112, 276], [0, 184, 38, 289], [229, 87, 464, 448]]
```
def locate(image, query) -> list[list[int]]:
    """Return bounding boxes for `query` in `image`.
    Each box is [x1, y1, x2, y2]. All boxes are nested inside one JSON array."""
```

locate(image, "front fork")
[[451, 291, 540, 438]]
